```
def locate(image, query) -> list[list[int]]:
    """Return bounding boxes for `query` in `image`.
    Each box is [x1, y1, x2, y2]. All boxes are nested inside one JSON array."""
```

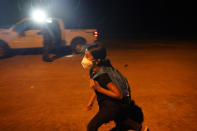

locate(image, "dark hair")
[[87, 42, 112, 67], [87, 43, 106, 60]]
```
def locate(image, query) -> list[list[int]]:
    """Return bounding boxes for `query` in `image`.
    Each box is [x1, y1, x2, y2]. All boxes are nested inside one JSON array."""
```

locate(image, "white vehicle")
[[0, 18, 98, 58]]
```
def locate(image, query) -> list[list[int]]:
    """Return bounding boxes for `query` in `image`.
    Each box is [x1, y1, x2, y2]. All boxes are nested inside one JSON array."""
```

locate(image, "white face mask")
[[81, 57, 93, 69]]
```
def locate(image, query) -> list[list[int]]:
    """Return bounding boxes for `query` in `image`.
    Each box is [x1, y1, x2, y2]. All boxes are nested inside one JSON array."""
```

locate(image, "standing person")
[[48, 20, 62, 57], [40, 23, 55, 62], [81, 43, 147, 131]]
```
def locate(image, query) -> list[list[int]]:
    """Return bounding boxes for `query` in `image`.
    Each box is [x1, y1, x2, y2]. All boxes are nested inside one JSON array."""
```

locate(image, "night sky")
[[0, 0, 196, 38]]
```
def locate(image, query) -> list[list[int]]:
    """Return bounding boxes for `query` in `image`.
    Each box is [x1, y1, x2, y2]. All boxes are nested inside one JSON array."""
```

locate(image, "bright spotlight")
[[32, 9, 47, 23]]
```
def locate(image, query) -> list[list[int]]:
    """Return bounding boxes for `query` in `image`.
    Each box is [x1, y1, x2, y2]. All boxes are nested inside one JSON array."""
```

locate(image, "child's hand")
[[90, 79, 95, 89], [92, 81, 102, 92], [84, 104, 93, 111], [85, 91, 96, 111]]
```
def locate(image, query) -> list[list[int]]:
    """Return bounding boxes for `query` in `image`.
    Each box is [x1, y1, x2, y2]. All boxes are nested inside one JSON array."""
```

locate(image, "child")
[[81, 43, 146, 131]]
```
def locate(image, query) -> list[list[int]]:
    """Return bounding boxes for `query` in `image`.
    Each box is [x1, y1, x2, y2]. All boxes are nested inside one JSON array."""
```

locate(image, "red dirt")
[[0, 40, 197, 131]]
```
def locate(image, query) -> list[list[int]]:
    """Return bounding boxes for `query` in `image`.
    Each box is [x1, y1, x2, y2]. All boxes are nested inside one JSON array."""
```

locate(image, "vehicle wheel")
[[0, 40, 11, 58], [71, 37, 86, 54]]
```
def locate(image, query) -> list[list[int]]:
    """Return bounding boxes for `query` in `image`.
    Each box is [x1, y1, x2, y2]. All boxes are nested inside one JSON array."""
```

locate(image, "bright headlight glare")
[[46, 18, 53, 23], [32, 10, 47, 23]]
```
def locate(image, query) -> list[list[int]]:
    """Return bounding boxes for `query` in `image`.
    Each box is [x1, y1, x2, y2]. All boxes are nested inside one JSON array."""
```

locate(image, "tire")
[[0, 40, 11, 58], [70, 37, 86, 54]]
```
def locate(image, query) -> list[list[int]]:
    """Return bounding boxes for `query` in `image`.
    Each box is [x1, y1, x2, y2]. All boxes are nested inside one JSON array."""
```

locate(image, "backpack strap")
[[92, 67, 106, 80]]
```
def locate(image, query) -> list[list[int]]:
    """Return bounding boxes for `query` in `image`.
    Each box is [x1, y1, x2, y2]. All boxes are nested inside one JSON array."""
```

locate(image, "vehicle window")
[[13, 20, 40, 34]]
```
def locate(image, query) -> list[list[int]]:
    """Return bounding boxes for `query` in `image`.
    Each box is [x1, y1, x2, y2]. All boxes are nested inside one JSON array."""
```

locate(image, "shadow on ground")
[[10, 46, 73, 61]]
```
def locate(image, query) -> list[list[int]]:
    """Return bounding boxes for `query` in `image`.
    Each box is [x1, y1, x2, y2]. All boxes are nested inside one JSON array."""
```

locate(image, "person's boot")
[[43, 56, 53, 62]]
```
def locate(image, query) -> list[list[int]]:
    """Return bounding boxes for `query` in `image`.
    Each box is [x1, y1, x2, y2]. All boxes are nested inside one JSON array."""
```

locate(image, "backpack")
[[92, 66, 131, 98]]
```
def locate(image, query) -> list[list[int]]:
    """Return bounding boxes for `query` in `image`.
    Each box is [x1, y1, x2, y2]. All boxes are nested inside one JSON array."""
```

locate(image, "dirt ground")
[[0, 40, 197, 131]]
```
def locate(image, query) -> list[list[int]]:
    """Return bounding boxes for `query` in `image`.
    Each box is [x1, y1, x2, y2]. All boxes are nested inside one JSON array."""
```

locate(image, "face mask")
[[81, 57, 93, 69]]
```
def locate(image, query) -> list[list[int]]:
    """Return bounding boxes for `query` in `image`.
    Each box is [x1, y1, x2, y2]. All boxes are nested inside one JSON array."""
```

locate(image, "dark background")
[[0, 0, 196, 39]]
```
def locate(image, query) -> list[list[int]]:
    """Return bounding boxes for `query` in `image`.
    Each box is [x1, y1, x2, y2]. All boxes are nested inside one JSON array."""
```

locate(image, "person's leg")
[[43, 43, 49, 59], [43, 42, 53, 62], [109, 123, 127, 131], [87, 101, 121, 131], [54, 40, 62, 57], [87, 109, 117, 131], [119, 118, 142, 131], [111, 102, 143, 131]]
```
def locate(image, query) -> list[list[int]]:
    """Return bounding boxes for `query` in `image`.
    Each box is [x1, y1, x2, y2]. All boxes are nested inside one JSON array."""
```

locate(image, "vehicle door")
[[10, 20, 43, 49]]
